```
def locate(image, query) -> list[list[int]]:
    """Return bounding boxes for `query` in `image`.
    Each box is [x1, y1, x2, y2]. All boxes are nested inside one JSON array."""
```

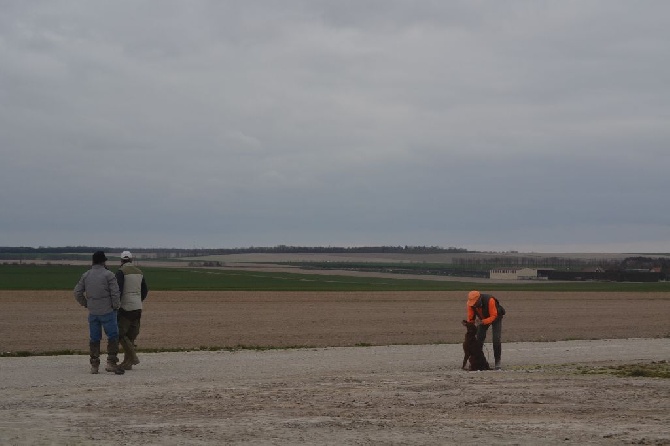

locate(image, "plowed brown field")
[[1, 290, 668, 352]]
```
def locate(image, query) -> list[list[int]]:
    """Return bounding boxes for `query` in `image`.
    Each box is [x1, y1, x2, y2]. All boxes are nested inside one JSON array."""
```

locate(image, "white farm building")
[[489, 268, 552, 280]]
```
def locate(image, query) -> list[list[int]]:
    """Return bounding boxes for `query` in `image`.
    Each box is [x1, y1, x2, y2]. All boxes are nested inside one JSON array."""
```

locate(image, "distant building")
[[489, 268, 552, 280]]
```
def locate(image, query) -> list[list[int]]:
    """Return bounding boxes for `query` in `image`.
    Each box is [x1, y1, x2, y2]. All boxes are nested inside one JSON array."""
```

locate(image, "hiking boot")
[[89, 341, 101, 374], [493, 344, 502, 370]]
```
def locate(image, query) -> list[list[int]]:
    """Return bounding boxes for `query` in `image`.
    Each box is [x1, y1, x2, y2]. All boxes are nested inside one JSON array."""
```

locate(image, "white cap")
[[121, 250, 133, 260]]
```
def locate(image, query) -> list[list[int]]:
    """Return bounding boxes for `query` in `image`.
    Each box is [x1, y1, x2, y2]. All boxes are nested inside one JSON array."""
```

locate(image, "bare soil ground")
[[1, 290, 669, 445], [1, 291, 668, 351]]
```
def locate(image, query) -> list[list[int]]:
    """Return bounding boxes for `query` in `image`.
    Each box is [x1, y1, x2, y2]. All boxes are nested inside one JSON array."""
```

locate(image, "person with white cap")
[[466, 290, 506, 370], [115, 250, 148, 370]]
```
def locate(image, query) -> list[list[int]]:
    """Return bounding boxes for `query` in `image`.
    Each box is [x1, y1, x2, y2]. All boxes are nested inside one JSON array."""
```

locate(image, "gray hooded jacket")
[[74, 264, 121, 315]]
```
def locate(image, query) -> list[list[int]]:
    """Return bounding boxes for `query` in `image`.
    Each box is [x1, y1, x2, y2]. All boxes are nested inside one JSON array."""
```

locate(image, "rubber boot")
[[493, 343, 502, 370], [119, 356, 133, 370], [119, 336, 139, 370], [131, 342, 140, 366], [105, 339, 125, 375], [89, 341, 101, 374]]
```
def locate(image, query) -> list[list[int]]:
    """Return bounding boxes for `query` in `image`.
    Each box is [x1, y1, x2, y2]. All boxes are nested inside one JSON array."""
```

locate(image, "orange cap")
[[467, 290, 481, 307]]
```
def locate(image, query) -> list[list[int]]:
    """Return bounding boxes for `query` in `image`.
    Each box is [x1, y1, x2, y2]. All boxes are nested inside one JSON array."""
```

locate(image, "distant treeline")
[[1, 247, 668, 275], [0, 245, 470, 256], [300, 258, 670, 279]]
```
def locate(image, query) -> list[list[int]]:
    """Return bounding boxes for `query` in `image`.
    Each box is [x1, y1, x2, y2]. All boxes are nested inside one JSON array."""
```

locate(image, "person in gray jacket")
[[74, 251, 124, 374], [115, 250, 148, 370]]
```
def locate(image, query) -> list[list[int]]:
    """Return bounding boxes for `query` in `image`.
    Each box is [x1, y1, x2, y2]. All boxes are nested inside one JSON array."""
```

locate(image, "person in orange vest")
[[466, 290, 506, 370]]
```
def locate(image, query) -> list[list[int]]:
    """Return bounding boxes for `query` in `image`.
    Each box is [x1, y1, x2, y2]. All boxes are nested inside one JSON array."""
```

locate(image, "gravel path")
[[2, 339, 669, 445]]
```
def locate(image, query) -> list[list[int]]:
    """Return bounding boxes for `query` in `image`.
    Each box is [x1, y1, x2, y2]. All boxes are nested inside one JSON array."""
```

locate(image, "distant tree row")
[[1, 247, 667, 274], [0, 245, 470, 256], [452, 256, 620, 270], [617, 256, 670, 274], [454, 256, 669, 273], [0, 246, 110, 254]]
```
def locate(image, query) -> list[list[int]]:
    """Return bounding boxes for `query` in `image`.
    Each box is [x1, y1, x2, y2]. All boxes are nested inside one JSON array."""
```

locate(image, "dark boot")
[[131, 342, 140, 366], [89, 341, 101, 374], [119, 352, 132, 370], [105, 339, 125, 375], [119, 336, 139, 370], [493, 343, 502, 370]]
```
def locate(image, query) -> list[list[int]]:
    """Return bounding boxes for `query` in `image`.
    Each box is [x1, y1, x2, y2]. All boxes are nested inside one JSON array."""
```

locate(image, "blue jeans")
[[88, 311, 119, 343]]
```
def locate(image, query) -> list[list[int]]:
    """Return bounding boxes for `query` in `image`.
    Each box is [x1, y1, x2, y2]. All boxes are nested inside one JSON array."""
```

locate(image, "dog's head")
[[462, 320, 477, 333]]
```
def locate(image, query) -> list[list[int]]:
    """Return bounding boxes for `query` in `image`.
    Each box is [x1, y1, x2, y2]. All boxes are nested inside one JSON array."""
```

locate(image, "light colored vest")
[[119, 263, 144, 311]]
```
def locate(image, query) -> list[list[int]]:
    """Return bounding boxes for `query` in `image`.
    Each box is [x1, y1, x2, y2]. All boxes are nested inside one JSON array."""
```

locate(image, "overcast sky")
[[1, 1, 668, 253]]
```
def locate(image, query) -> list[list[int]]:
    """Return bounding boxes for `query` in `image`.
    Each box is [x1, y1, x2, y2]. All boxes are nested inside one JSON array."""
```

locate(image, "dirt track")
[[1, 341, 669, 445], [1, 290, 669, 445]]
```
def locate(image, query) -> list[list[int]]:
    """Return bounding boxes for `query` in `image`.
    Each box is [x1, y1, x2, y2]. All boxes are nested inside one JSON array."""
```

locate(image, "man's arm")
[[115, 270, 125, 296], [73, 273, 88, 307], [141, 277, 148, 301], [466, 305, 477, 323], [480, 298, 499, 325], [109, 272, 121, 310]]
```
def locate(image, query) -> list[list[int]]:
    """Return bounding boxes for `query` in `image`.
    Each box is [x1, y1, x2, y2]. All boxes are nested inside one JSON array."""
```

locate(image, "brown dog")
[[462, 320, 490, 371]]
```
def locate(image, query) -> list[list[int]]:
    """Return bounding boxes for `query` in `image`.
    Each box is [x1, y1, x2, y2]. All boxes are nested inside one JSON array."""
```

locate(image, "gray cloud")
[[1, 1, 668, 251]]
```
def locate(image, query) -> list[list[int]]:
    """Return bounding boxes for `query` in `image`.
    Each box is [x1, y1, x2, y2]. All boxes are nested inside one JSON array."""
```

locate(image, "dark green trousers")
[[118, 313, 141, 363]]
